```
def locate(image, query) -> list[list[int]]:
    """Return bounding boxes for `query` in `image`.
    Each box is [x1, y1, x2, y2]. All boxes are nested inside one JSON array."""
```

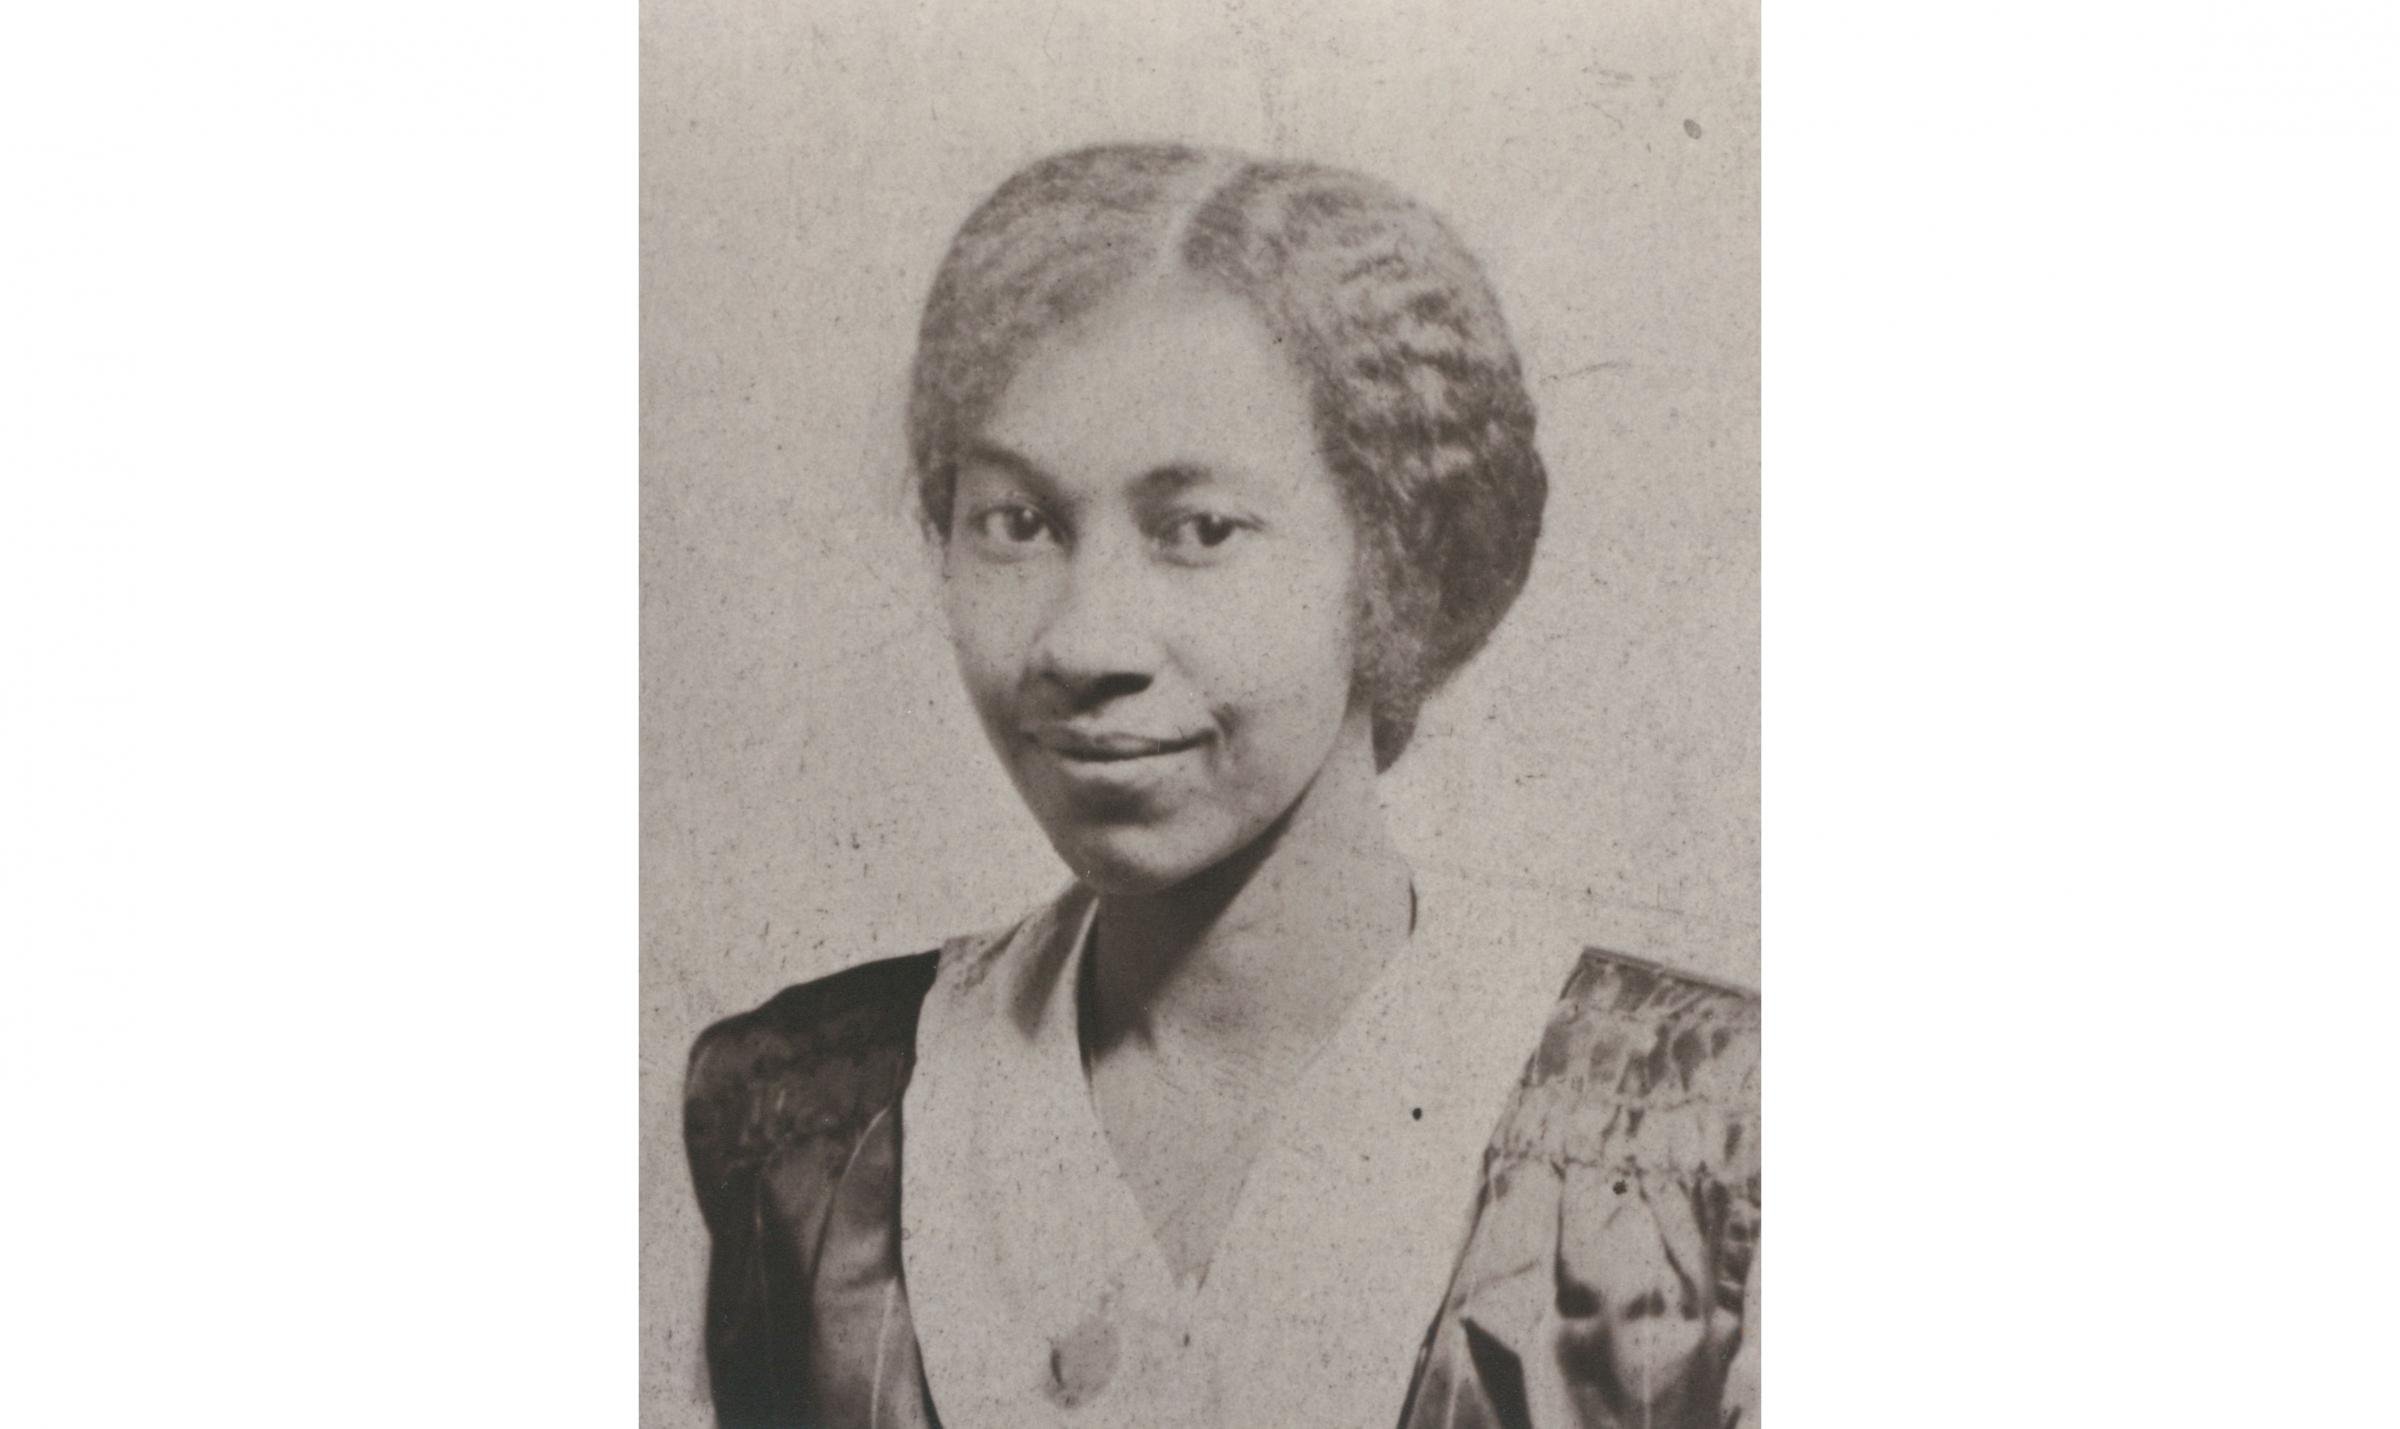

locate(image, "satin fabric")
[[684, 891, 1759, 1428]]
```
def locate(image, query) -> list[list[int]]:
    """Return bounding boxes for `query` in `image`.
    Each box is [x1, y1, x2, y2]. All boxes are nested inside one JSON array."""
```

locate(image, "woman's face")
[[940, 279, 1369, 894]]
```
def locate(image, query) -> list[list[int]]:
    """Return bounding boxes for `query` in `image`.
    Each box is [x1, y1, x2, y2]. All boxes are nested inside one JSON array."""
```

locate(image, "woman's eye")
[[1159, 512, 1246, 552], [969, 504, 1055, 546]]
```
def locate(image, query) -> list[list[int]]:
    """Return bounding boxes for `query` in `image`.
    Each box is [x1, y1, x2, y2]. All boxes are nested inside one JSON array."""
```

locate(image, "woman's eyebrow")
[[956, 440, 1059, 497], [1133, 462, 1216, 499], [960, 445, 1258, 505], [1135, 461, 1297, 513]]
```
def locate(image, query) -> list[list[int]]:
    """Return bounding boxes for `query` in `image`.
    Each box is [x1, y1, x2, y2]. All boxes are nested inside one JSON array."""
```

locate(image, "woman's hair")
[[908, 142, 1547, 769]]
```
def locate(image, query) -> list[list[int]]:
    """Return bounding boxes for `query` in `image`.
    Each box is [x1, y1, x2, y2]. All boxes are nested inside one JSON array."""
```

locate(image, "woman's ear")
[[1370, 705, 1416, 773], [906, 467, 954, 598], [917, 519, 950, 588]]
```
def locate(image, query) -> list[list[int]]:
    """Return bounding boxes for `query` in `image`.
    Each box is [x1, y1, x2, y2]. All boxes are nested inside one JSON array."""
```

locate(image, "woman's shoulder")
[[1429, 947, 1762, 1426], [1497, 945, 1760, 1178], [1551, 944, 1759, 1035], [1542, 944, 1759, 1099], [686, 951, 945, 1093], [682, 951, 943, 1200]]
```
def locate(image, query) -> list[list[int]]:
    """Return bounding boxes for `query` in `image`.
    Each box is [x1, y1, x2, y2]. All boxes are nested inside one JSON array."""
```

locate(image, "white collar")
[[901, 869, 1581, 1429]]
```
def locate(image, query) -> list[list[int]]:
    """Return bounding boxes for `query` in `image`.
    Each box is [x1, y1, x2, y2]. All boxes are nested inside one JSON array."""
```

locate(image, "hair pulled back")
[[909, 143, 1546, 768]]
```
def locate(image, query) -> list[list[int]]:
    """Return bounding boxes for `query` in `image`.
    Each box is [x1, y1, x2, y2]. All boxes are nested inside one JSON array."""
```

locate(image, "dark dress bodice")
[[685, 948, 1759, 1428]]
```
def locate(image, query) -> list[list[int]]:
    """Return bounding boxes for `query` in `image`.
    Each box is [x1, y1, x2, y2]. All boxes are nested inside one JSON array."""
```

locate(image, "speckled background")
[[641, 1, 1757, 1420]]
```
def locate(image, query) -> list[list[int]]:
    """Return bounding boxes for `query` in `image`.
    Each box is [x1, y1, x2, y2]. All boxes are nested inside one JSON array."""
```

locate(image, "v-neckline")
[[1064, 888, 1423, 1296], [899, 870, 1588, 1429]]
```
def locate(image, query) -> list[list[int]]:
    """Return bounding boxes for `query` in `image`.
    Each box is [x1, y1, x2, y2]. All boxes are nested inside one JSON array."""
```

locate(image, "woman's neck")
[[1084, 721, 1413, 1092]]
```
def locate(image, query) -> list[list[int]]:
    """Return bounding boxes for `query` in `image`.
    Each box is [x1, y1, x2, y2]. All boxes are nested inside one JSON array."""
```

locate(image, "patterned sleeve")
[[1408, 952, 1761, 1429]]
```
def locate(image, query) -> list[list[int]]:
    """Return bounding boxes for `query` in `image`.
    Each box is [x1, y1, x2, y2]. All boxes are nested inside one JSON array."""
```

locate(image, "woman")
[[684, 142, 1759, 1429]]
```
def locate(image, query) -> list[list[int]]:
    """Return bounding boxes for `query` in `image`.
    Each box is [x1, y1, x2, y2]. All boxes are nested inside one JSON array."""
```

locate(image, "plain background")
[[643, 3, 1758, 1419], [8, 2, 2398, 1426], [643, 1, 1756, 1418]]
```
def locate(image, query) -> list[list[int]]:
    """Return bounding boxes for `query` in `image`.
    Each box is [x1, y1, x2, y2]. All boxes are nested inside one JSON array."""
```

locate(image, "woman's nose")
[[1029, 544, 1158, 703]]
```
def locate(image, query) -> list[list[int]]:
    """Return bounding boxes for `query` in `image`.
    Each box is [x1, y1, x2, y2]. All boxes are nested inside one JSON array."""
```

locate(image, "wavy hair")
[[908, 142, 1547, 768]]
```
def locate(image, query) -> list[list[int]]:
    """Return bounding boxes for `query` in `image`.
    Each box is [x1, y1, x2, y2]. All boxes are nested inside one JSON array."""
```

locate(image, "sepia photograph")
[[643, 2, 1759, 1425], [11, 3, 2392, 1427]]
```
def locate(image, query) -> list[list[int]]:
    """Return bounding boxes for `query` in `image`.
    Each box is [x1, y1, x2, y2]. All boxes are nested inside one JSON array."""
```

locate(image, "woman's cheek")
[[946, 581, 1038, 701]]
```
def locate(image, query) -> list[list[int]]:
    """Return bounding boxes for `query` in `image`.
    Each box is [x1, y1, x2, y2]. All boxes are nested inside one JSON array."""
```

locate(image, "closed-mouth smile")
[[1025, 726, 1208, 762]]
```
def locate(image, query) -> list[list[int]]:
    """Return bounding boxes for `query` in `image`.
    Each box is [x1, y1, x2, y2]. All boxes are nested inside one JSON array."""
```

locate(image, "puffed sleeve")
[[681, 953, 940, 1428], [1405, 952, 1760, 1429], [683, 1008, 795, 1425]]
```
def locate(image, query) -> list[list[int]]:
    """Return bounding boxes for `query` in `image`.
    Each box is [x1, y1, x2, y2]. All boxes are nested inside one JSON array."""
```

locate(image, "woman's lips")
[[1023, 725, 1208, 763], [1019, 726, 1208, 815]]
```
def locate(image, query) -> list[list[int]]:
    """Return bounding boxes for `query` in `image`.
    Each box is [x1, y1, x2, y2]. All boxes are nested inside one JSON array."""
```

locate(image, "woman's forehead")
[[971, 281, 1334, 506]]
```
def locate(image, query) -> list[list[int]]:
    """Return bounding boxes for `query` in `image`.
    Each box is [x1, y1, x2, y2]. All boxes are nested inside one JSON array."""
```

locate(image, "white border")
[[2, 4, 635, 1422], [3, 1, 2394, 1422], [1767, 1, 2397, 1422]]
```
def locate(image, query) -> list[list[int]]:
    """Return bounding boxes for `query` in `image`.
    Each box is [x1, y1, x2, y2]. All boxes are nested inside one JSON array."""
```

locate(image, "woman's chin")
[[1056, 846, 1205, 898], [1046, 826, 1239, 898]]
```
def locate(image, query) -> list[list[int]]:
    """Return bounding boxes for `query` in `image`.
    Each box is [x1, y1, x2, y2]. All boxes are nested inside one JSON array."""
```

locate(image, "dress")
[[684, 877, 1760, 1428]]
